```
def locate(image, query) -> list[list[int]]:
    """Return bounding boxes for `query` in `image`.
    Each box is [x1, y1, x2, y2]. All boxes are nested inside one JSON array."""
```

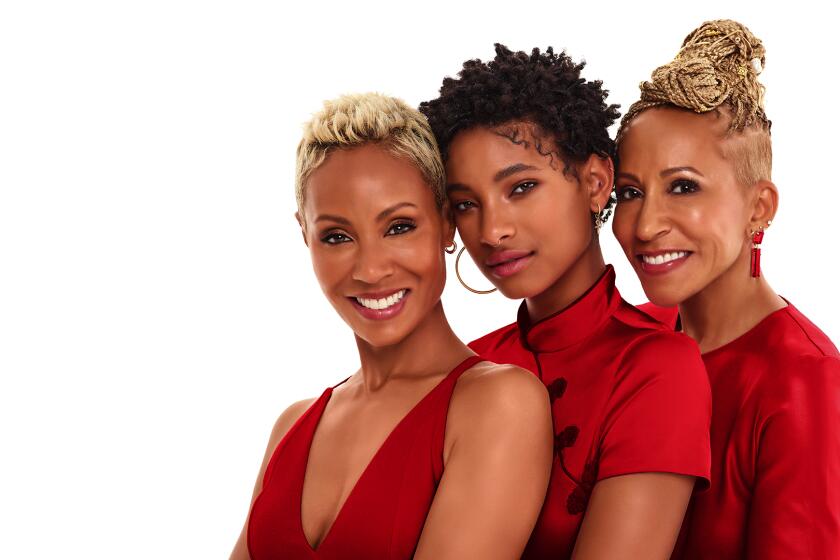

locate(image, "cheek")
[[309, 248, 350, 296], [611, 205, 636, 252], [671, 198, 746, 272], [453, 212, 479, 246], [407, 240, 446, 289], [527, 191, 590, 250]]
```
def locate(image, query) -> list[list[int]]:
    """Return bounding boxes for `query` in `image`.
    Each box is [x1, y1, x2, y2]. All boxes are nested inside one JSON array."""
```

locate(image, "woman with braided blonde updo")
[[612, 20, 840, 559]]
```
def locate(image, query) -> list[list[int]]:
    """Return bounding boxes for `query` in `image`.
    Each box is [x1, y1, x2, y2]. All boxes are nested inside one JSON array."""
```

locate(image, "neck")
[[679, 247, 786, 353], [525, 235, 607, 323], [353, 301, 470, 392]]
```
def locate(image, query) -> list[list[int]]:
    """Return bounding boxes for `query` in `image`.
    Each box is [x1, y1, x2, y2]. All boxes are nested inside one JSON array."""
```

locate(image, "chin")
[[489, 275, 545, 301], [640, 280, 698, 308], [356, 331, 405, 348], [642, 288, 682, 308], [346, 310, 419, 348]]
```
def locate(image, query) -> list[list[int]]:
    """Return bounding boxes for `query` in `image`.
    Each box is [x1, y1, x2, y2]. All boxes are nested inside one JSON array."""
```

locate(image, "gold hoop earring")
[[444, 241, 457, 254], [594, 203, 604, 233], [455, 247, 497, 294]]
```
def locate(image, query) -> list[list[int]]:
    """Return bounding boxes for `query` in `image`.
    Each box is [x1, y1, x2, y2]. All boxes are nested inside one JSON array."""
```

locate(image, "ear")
[[295, 211, 310, 247], [748, 180, 779, 232], [582, 154, 615, 212]]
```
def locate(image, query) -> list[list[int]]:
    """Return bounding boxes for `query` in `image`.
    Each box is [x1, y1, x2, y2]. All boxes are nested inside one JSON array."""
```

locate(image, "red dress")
[[641, 302, 840, 559], [247, 355, 483, 559], [469, 266, 712, 559]]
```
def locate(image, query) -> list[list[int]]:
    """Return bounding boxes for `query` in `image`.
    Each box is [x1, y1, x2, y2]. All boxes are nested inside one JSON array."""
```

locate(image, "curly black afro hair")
[[420, 43, 621, 217]]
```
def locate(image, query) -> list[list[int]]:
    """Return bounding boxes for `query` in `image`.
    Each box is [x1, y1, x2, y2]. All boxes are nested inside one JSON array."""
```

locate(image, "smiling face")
[[445, 123, 607, 300], [612, 107, 758, 307], [299, 143, 453, 347]]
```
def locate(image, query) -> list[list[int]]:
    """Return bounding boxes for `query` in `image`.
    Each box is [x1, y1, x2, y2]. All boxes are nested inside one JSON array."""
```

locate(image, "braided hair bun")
[[619, 19, 770, 137]]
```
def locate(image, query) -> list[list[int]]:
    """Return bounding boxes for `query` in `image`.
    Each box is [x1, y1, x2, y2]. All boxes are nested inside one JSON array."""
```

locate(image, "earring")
[[455, 247, 497, 294], [444, 241, 457, 254], [750, 227, 765, 278], [593, 204, 604, 233]]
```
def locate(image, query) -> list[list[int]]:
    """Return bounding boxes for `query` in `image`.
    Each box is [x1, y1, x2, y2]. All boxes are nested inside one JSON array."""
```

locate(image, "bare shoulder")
[[457, 360, 546, 399], [267, 397, 317, 449], [450, 360, 549, 424]]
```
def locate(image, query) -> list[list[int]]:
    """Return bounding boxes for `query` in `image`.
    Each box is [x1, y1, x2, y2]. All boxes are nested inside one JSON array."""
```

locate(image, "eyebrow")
[[446, 183, 469, 193], [376, 201, 417, 221], [446, 163, 539, 193], [616, 171, 641, 183], [313, 201, 418, 225], [314, 214, 350, 225], [494, 163, 538, 182], [660, 166, 704, 178]]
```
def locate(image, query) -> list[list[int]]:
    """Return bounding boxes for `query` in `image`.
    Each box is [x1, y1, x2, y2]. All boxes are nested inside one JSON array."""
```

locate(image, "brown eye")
[[617, 186, 642, 201], [510, 181, 537, 195], [670, 179, 699, 194], [321, 232, 351, 244], [386, 221, 416, 236]]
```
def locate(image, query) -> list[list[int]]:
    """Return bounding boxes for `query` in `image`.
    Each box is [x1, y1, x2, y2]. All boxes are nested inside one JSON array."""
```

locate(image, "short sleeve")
[[597, 332, 712, 486], [745, 355, 840, 559]]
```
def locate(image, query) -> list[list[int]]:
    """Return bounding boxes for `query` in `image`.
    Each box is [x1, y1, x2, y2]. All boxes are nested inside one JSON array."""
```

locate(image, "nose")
[[635, 195, 671, 242], [479, 201, 516, 247], [351, 241, 394, 285]]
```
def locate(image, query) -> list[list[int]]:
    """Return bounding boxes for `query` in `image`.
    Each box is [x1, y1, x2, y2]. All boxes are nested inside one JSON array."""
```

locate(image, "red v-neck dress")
[[247, 355, 483, 560], [469, 266, 712, 559], [640, 302, 840, 559]]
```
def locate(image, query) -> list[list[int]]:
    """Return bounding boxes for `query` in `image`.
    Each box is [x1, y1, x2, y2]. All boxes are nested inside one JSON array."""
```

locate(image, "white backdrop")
[[1, 1, 837, 558]]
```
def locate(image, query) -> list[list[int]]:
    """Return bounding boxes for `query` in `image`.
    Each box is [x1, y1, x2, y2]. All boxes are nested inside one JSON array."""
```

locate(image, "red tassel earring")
[[750, 228, 765, 278]]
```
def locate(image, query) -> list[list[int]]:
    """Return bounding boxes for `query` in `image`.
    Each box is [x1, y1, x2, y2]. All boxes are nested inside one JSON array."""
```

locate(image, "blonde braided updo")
[[618, 19, 770, 139]]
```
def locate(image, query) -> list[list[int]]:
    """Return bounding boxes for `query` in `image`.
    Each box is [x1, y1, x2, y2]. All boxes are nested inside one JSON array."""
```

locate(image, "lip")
[[348, 289, 410, 321], [635, 250, 692, 276], [485, 250, 535, 279]]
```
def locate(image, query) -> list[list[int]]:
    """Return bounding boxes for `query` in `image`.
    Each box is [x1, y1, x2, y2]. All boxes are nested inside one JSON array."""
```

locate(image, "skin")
[[230, 143, 553, 559], [446, 124, 613, 322], [612, 106, 785, 353], [446, 122, 697, 560]]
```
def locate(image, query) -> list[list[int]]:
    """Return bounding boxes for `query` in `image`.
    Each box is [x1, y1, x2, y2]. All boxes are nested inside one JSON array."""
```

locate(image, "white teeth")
[[642, 251, 688, 265], [355, 289, 406, 310]]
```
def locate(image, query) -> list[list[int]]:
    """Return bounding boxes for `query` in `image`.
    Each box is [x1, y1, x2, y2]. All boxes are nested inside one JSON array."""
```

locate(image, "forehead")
[[445, 124, 555, 179], [618, 107, 729, 169], [305, 143, 436, 214]]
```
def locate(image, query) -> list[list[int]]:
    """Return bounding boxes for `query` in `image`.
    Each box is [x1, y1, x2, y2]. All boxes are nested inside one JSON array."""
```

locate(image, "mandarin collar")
[[517, 265, 621, 353]]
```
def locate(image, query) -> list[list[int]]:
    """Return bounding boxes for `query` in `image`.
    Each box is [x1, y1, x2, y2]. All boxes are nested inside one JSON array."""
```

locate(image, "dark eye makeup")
[[386, 219, 417, 236]]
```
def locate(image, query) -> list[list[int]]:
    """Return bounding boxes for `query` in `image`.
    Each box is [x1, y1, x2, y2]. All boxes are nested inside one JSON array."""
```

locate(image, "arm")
[[413, 364, 553, 560], [572, 473, 694, 559], [572, 332, 712, 560], [229, 398, 315, 560], [745, 356, 840, 559]]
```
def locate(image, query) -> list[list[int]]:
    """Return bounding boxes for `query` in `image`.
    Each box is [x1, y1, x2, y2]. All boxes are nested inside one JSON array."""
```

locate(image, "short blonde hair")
[[295, 93, 446, 215]]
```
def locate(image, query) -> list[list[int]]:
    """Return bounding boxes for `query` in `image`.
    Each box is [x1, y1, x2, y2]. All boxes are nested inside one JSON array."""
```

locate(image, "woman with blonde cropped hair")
[[229, 92, 553, 560], [612, 19, 840, 559]]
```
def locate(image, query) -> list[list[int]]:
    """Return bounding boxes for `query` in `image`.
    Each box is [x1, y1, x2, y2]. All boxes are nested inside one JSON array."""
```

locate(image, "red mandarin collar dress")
[[247, 355, 483, 560], [641, 302, 840, 559], [469, 266, 712, 559]]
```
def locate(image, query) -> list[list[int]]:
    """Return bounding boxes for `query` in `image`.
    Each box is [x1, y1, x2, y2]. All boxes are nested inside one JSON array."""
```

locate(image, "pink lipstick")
[[485, 250, 535, 279]]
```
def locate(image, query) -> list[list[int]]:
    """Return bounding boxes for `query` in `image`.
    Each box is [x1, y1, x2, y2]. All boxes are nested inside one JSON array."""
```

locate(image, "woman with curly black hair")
[[421, 44, 712, 559]]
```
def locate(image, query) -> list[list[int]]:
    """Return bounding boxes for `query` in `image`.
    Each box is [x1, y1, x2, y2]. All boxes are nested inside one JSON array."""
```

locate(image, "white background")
[[1, 1, 837, 558]]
